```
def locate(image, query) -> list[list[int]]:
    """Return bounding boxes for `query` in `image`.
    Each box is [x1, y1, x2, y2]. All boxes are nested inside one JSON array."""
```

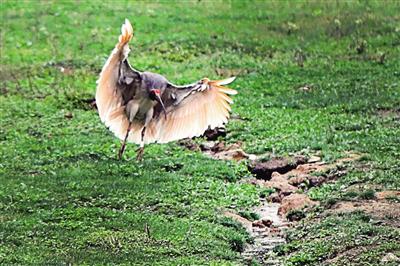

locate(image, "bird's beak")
[[155, 94, 167, 120]]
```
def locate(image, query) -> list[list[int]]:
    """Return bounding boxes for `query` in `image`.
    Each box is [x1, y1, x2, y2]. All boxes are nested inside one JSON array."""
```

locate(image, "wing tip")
[[214, 76, 236, 86], [124, 18, 133, 34], [118, 18, 133, 46]]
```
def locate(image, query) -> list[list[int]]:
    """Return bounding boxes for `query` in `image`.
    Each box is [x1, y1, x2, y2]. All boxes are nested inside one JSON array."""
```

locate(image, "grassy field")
[[1, 0, 399, 265]]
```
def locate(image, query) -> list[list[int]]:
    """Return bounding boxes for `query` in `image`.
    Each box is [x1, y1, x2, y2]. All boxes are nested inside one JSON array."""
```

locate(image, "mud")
[[225, 201, 290, 265]]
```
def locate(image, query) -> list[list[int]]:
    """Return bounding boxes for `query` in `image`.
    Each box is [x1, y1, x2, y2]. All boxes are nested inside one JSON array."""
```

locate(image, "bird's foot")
[[136, 147, 144, 161]]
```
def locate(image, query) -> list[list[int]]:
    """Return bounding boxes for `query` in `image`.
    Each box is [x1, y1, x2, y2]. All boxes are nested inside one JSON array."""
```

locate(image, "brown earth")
[[249, 156, 307, 180], [180, 139, 391, 264], [278, 193, 318, 216], [327, 197, 400, 227]]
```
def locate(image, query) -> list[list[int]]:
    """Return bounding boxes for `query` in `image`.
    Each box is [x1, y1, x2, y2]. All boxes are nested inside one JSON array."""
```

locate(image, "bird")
[[95, 19, 237, 160]]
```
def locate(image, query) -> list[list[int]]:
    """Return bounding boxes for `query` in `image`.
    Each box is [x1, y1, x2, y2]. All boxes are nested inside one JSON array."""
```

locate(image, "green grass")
[[1, 0, 400, 265]]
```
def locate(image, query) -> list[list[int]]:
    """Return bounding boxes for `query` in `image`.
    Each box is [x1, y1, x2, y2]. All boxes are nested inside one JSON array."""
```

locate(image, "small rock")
[[249, 156, 307, 180], [307, 156, 321, 163], [178, 139, 199, 151], [248, 154, 258, 161], [268, 192, 282, 203], [261, 219, 273, 227], [269, 227, 281, 236], [263, 174, 297, 195], [207, 142, 250, 161], [200, 141, 215, 151], [64, 112, 73, 119], [288, 175, 308, 186], [286, 210, 306, 222], [308, 175, 326, 187], [294, 155, 307, 165], [298, 85, 311, 92], [203, 127, 226, 140], [381, 253, 399, 263], [271, 172, 282, 179], [210, 141, 225, 152], [212, 149, 249, 161], [278, 193, 318, 215], [252, 220, 265, 228], [264, 181, 297, 195]]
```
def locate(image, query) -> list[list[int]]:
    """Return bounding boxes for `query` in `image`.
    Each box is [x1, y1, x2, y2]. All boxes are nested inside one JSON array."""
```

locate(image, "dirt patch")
[[203, 141, 254, 161], [245, 153, 361, 204], [375, 190, 400, 200], [179, 140, 257, 161], [248, 173, 298, 196], [180, 139, 364, 264], [249, 156, 307, 180], [381, 253, 400, 264], [225, 201, 291, 265], [238, 153, 362, 263], [328, 200, 400, 227], [223, 211, 253, 233], [376, 108, 400, 119], [324, 244, 378, 265]]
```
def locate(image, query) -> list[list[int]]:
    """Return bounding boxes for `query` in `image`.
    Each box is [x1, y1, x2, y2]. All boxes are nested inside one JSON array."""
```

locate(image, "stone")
[[199, 141, 215, 151], [261, 219, 273, 227], [263, 174, 297, 195], [249, 156, 307, 180], [307, 156, 321, 163], [278, 193, 318, 216], [268, 192, 282, 203], [288, 175, 308, 186], [178, 139, 199, 151], [252, 220, 265, 228], [308, 175, 326, 187], [203, 127, 226, 140], [381, 253, 399, 263]]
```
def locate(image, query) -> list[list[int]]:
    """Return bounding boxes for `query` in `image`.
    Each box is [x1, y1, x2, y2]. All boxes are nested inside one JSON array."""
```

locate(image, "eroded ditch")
[[179, 138, 362, 265]]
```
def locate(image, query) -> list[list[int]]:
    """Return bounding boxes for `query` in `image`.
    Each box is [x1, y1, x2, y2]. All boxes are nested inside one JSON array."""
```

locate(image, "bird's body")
[[125, 73, 163, 119], [96, 19, 238, 159]]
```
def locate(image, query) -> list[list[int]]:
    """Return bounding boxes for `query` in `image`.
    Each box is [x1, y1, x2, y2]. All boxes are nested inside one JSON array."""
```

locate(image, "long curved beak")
[[155, 94, 167, 120]]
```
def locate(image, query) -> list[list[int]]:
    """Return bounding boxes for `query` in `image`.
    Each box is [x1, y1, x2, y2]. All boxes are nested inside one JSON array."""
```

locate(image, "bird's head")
[[149, 89, 167, 119]]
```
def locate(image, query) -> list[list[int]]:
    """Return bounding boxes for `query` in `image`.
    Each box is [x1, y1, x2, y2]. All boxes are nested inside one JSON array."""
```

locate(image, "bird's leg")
[[118, 100, 139, 160], [118, 122, 132, 160], [136, 126, 146, 161], [136, 108, 154, 161]]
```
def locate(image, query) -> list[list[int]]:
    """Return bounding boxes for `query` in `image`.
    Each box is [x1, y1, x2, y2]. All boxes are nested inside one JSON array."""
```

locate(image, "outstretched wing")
[[146, 77, 237, 143], [95, 19, 143, 141]]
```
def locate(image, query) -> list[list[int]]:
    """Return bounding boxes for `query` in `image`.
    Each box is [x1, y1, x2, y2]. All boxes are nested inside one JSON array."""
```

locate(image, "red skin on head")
[[152, 89, 161, 95]]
